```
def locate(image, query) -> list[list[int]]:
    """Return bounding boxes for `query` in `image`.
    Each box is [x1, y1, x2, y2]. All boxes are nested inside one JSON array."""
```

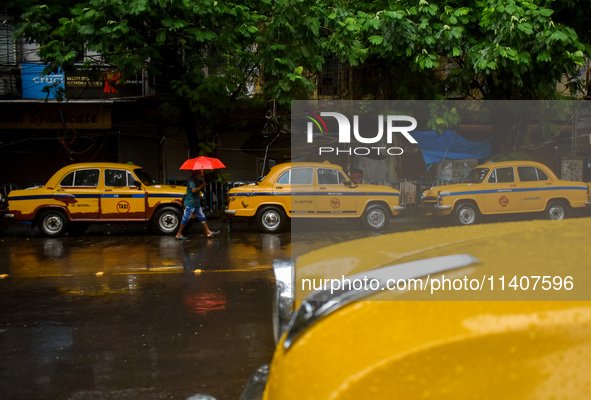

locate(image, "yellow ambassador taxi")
[[225, 161, 403, 232], [422, 160, 591, 225], [4, 162, 186, 236], [239, 217, 591, 400]]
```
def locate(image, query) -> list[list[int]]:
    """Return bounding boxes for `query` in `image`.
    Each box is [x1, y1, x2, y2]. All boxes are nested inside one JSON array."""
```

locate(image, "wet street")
[[0, 215, 435, 400]]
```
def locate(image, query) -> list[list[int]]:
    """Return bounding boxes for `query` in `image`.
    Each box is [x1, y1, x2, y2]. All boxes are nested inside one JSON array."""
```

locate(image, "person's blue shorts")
[[181, 206, 207, 224]]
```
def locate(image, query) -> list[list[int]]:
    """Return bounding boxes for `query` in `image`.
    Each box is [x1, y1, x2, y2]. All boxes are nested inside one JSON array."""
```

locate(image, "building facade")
[[0, 4, 263, 189]]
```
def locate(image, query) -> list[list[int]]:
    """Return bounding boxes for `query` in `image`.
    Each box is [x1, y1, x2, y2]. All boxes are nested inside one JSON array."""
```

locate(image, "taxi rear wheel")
[[361, 204, 388, 230], [152, 207, 182, 235], [454, 202, 479, 225], [256, 206, 286, 233], [38, 209, 69, 237], [545, 201, 568, 220]]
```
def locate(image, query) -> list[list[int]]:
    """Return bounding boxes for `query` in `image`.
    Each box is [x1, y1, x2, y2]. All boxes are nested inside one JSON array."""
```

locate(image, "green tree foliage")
[[13, 0, 590, 102], [11, 0, 338, 149], [336, 0, 590, 100], [328, 0, 590, 157], [10, 0, 591, 151]]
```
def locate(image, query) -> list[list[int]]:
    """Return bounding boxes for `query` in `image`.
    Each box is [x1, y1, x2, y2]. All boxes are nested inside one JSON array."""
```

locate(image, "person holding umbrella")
[[176, 157, 224, 240]]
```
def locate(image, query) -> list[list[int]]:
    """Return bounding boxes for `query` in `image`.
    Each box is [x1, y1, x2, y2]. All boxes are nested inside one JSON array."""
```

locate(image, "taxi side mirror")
[[133, 180, 142, 189], [344, 180, 353, 187]]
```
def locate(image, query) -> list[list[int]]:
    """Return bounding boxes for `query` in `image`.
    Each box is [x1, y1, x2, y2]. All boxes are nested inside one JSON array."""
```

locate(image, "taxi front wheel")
[[256, 206, 286, 233], [454, 202, 479, 225], [38, 209, 69, 237], [361, 204, 388, 230]]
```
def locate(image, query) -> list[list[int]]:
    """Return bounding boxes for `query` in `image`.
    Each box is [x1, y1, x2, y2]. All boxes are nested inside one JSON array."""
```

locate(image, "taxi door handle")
[[104, 189, 113, 192], [319, 187, 327, 189], [510, 184, 517, 187], [275, 187, 283, 189]]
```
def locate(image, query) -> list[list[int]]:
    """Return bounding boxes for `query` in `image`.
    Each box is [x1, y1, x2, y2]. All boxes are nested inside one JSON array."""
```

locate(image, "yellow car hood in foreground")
[[265, 218, 591, 400]]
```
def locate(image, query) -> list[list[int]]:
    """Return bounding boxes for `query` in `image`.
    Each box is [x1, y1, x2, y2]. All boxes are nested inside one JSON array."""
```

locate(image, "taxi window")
[[60, 172, 74, 187], [277, 168, 314, 185], [518, 166, 549, 182], [497, 167, 515, 183], [318, 168, 347, 185], [517, 167, 538, 182], [128, 171, 138, 185], [74, 169, 99, 186], [134, 168, 157, 186], [487, 170, 496, 183], [277, 171, 290, 185], [105, 169, 128, 187], [490, 167, 514, 183], [291, 168, 313, 184], [278, 168, 313, 185], [465, 168, 489, 183], [60, 169, 99, 187]]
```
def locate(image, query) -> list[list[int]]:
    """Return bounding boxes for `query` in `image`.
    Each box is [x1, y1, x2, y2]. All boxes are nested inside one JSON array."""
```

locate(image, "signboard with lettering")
[[65, 66, 143, 99], [0, 103, 112, 130], [21, 63, 65, 100]]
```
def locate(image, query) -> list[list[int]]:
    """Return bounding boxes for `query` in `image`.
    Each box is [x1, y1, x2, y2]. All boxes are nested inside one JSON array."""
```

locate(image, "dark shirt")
[[184, 176, 203, 208]]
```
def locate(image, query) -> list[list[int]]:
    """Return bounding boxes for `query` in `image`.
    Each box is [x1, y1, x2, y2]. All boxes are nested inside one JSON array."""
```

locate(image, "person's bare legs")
[[203, 222, 219, 237], [176, 223, 187, 239]]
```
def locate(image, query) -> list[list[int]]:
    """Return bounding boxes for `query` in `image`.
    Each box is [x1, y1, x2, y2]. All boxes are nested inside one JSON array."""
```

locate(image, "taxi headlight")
[[437, 191, 450, 205], [272, 259, 295, 343]]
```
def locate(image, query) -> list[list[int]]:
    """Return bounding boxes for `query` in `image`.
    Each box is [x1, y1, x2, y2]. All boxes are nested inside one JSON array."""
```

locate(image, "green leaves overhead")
[[11, 0, 591, 108], [368, 35, 384, 45], [338, 0, 589, 99]]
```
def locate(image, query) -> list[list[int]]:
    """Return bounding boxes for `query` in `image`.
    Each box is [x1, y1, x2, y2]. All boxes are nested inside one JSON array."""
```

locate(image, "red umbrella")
[[180, 156, 226, 171]]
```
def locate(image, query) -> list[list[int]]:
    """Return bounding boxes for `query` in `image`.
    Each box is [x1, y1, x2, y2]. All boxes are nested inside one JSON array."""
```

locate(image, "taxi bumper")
[[433, 204, 453, 216], [240, 364, 269, 400], [421, 200, 453, 217], [434, 205, 452, 210]]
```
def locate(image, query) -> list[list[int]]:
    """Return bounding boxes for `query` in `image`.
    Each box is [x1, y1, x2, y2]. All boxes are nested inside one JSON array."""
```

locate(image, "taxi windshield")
[[134, 169, 158, 186], [463, 168, 489, 184]]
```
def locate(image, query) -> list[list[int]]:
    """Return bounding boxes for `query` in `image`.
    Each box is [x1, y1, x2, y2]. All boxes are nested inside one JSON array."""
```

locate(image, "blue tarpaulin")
[[410, 130, 491, 166]]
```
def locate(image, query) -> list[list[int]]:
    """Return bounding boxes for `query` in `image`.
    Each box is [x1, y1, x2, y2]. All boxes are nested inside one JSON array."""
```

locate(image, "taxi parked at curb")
[[4, 162, 186, 236], [225, 161, 403, 232], [422, 160, 591, 225], [240, 217, 591, 400]]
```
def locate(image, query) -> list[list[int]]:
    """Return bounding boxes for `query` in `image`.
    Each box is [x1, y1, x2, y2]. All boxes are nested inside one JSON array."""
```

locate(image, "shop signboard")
[[21, 63, 65, 100]]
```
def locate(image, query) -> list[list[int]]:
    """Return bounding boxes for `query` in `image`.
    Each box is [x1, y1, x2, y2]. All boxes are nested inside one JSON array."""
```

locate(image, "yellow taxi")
[[240, 217, 591, 400], [422, 160, 591, 225], [225, 161, 403, 232], [4, 162, 186, 236]]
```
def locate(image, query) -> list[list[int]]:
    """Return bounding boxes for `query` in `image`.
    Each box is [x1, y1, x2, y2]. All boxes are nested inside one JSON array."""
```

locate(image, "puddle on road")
[[0, 218, 436, 399], [0, 232, 292, 277], [0, 266, 276, 400]]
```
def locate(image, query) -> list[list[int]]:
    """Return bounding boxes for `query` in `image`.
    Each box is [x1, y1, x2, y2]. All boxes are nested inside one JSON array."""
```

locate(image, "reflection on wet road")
[[0, 217, 433, 399]]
